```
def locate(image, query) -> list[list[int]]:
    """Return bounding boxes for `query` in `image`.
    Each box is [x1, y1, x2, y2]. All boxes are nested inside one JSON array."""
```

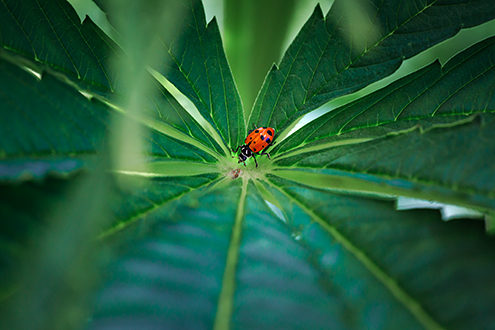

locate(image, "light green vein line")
[[273, 111, 488, 161], [261, 37, 307, 129], [302, 38, 332, 104], [5, 63, 94, 149], [56, 1, 114, 92], [0, 0, 38, 60], [148, 67, 231, 156], [34, 0, 81, 78], [431, 62, 495, 116], [247, 7, 320, 128], [97, 179, 217, 240], [93, 93, 221, 160], [214, 178, 247, 330], [339, 65, 433, 132], [400, 40, 495, 120], [307, 0, 438, 102], [215, 41, 232, 148], [274, 137, 376, 161], [272, 167, 494, 211], [1, 45, 220, 161], [113, 161, 219, 177], [268, 181, 444, 330]]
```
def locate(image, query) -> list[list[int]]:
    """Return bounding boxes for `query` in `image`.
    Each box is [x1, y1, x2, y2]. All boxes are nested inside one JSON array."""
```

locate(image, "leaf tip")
[[313, 3, 324, 20], [207, 16, 218, 26], [206, 16, 221, 34]]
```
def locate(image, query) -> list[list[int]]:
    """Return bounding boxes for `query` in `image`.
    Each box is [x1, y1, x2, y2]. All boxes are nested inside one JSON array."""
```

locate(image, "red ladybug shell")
[[244, 127, 275, 153]]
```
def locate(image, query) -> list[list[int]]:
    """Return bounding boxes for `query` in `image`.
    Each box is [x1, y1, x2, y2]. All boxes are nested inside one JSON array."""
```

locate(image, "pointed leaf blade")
[[266, 176, 495, 329], [274, 37, 495, 212], [0, 0, 116, 93], [163, 0, 245, 148], [249, 0, 495, 133], [0, 0, 224, 154], [0, 59, 217, 181], [89, 180, 243, 328], [275, 36, 495, 154]]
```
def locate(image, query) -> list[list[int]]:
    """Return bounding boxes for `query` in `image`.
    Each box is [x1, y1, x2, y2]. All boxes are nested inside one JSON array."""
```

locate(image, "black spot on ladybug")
[[260, 135, 264, 140], [255, 129, 259, 133], [266, 138, 271, 143], [267, 130, 273, 136]]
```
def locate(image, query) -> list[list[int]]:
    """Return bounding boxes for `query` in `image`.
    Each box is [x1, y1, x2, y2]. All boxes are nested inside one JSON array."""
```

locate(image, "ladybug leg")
[[252, 154, 259, 168], [260, 150, 271, 159]]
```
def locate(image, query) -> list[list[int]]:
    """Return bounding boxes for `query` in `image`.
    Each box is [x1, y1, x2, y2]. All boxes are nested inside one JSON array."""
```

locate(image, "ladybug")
[[234, 127, 275, 167]]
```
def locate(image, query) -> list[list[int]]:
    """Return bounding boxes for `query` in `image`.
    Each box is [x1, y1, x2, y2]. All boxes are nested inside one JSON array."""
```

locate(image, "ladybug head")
[[238, 145, 252, 163]]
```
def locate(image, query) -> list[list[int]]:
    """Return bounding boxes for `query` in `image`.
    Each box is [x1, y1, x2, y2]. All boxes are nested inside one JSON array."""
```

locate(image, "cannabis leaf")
[[1, 0, 495, 329]]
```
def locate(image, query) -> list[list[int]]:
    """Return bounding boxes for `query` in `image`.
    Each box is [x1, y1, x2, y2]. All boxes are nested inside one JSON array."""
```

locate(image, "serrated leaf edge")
[[266, 179, 444, 330]]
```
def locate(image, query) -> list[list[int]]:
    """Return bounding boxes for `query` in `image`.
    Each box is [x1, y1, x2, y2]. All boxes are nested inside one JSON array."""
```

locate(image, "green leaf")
[[265, 176, 495, 329], [0, 59, 216, 181], [162, 0, 245, 148], [88, 175, 495, 329], [248, 0, 495, 133], [272, 37, 495, 212], [89, 180, 243, 328], [2, 0, 495, 329], [0, 0, 116, 94], [0, 171, 220, 323], [89, 180, 355, 329], [99, 173, 220, 240], [139, 78, 225, 156], [0, 0, 224, 155], [229, 182, 350, 329], [274, 36, 495, 155], [0, 59, 109, 179]]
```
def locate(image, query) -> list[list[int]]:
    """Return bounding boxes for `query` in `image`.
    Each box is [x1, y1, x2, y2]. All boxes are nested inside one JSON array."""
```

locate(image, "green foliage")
[[1, 0, 495, 329], [247, 0, 495, 133]]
